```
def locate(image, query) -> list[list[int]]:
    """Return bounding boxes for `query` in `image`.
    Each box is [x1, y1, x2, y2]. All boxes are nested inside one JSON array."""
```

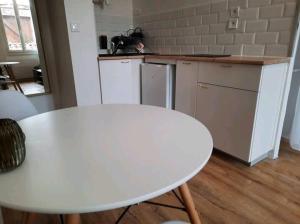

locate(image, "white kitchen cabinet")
[[99, 59, 142, 104], [194, 62, 289, 165], [175, 61, 198, 117], [196, 83, 257, 161], [174, 59, 289, 164]]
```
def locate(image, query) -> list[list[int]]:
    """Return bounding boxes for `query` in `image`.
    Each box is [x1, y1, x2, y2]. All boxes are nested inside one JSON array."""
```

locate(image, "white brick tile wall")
[[211, 0, 228, 13], [279, 31, 292, 44], [255, 32, 279, 44], [210, 23, 227, 34], [248, 0, 271, 7], [195, 25, 210, 34], [219, 11, 230, 23], [269, 18, 294, 31], [240, 8, 259, 20], [170, 46, 181, 54], [272, 0, 297, 4], [246, 20, 268, 32], [228, 0, 248, 9], [259, 4, 284, 18], [202, 34, 217, 45], [284, 3, 297, 17], [196, 4, 210, 15], [202, 14, 218, 24], [265, 44, 289, 56], [209, 45, 225, 54], [181, 46, 194, 54], [176, 18, 189, 28], [165, 38, 176, 46], [235, 33, 255, 44], [183, 7, 197, 17], [243, 44, 265, 55], [224, 45, 243, 55], [217, 34, 234, 44], [133, 0, 298, 56], [189, 16, 202, 26], [194, 45, 209, 54]]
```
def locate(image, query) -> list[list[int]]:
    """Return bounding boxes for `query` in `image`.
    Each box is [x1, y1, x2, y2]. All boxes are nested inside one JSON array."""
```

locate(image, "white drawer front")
[[198, 62, 262, 91]]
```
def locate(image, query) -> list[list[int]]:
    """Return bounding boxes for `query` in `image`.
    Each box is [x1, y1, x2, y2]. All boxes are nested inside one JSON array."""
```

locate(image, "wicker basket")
[[0, 119, 26, 173]]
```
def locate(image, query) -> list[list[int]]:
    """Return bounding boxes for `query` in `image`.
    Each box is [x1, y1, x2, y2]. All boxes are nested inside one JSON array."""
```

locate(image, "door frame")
[[272, 5, 300, 159]]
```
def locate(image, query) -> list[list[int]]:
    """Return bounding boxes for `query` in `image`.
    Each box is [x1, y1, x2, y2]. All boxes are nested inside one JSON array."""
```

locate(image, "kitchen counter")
[[97, 54, 290, 65], [98, 55, 145, 60]]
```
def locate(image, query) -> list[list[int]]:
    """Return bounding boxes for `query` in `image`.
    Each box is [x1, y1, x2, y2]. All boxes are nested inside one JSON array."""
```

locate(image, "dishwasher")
[[140, 63, 175, 109]]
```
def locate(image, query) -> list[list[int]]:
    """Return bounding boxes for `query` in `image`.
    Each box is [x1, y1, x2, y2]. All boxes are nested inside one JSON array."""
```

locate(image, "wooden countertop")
[[98, 55, 145, 60], [98, 54, 290, 65]]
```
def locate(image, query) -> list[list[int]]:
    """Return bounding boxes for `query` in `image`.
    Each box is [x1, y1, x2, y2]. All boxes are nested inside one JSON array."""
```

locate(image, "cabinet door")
[[99, 60, 140, 104], [195, 83, 257, 162], [175, 61, 198, 117]]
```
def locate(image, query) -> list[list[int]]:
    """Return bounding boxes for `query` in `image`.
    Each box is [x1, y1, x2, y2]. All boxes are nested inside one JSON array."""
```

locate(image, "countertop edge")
[[97, 55, 290, 65]]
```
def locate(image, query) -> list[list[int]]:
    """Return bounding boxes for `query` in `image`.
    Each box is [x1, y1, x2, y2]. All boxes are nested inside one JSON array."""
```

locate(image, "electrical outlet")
[[228, 18, 239, 29], [230, 7, 240, 17]]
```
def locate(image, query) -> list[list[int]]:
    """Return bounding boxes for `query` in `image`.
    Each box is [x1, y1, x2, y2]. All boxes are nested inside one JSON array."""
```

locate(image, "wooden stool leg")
[[65, 214, 81, 224], [12, 82, 18, 91], [178, 183, 202, 224]]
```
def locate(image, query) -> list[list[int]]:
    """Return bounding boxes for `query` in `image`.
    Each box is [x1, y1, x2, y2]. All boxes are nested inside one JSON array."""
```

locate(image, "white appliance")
[[141, 63, 175, 109], [99, 59, 142, 104]]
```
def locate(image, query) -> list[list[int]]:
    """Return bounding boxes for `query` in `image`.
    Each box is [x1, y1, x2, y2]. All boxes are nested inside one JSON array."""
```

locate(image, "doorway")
[[0, 0, 49, 96]]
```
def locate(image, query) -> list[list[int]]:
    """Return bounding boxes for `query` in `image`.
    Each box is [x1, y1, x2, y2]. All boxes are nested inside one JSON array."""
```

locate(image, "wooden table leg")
[[178, 183, 202, 224], [65, 214, 81, 224], [24, 213, 38, 224], [4, 65, 24, 94], [0, 207, 3, 224]]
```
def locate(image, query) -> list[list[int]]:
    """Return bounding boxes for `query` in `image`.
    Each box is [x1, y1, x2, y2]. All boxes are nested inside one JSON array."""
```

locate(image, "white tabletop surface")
[[0, 62, 19, 66], [0, 105, 213, 214]]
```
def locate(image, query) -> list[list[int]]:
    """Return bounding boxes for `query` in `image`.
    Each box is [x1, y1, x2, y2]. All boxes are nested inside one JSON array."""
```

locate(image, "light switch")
[[228, 18, 239, 29], [70, 23, 80, 32]]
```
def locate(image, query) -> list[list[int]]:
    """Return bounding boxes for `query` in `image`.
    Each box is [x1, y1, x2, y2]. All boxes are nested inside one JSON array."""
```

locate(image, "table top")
[[0, 105, 213, 214], [0, 62, 19, 66]]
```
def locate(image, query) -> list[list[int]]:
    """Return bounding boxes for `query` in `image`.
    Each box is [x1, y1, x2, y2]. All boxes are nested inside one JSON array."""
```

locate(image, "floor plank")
[[2, 142, 300, 224]]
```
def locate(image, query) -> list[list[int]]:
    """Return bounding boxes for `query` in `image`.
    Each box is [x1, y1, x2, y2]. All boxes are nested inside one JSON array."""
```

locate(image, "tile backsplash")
[[94, 0, 133, 51], [133, 0, 298, 56]]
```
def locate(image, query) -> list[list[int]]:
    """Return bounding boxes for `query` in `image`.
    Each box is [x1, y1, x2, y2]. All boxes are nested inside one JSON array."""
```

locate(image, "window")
[[0, 0, 37, 52]]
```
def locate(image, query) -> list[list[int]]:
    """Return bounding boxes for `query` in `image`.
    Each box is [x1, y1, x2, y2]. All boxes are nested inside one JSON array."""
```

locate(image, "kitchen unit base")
[[175, 60, 289, 165]]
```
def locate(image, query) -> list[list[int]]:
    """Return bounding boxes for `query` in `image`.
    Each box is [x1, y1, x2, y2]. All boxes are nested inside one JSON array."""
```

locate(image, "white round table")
[[0, 105, 213, 224], [0, 61, 23, 94]]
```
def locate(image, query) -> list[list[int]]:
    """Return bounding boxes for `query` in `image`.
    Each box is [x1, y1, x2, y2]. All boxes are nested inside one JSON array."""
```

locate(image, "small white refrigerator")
[[141, 63, 175, 109]]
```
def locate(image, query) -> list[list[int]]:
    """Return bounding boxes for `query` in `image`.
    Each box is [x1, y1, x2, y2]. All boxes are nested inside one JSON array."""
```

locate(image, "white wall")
[[64, 0, 102, 106], [133, 0, 211, 14], [46, 0, 77, 108], [94, 0, 133, 51], [133, 0, 298, 56]]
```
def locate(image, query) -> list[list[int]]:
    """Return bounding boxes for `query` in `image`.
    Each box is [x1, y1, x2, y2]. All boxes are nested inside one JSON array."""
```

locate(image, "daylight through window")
[[0, 0, 37, 52]]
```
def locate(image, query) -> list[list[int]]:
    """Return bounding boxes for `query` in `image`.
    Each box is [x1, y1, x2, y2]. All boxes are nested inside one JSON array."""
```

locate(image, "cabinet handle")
[[220, 64, 233, 68], [121, 61, 130, 63], [199, 84, 208, 89], [182, 62, 192, 65]]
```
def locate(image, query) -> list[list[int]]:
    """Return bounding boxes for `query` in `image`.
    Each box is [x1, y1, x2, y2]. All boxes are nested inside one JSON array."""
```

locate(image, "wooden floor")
[[9, 81, 45, 95], [2, 142, 300, 224]]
